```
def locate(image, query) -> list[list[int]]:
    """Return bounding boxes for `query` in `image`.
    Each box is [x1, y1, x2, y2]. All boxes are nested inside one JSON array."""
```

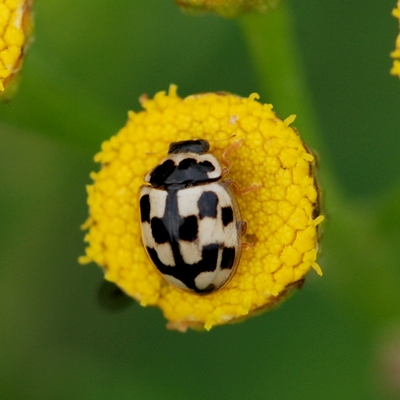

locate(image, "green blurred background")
[[1, 0, 400, 399]]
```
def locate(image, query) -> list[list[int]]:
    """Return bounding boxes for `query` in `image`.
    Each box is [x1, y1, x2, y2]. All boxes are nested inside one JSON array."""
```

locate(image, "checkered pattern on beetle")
[[139, 139, 247, 294]]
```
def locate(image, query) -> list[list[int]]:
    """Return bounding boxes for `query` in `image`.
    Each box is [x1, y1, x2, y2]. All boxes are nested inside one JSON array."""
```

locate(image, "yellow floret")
[[80, 85, 324, 331], [0, 0, 32, 93]]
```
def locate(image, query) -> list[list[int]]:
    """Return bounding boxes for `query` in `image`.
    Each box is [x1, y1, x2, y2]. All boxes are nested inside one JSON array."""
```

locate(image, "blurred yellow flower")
[[80, 85, 324, 331], [391, 1, 400, 77], [0, 0, 32, 93], [175, 0, 280, 18]]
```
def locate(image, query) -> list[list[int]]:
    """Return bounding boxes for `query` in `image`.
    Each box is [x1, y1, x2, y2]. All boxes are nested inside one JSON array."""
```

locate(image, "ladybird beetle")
[[139, 139, 246, 294]]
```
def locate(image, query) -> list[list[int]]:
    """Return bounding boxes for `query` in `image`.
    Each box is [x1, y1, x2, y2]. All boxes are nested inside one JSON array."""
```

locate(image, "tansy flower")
[[0, 0, 33, 94], [80, 85, 324, 331], [174, 0, 280, 18], [391, 1, 400, 77]]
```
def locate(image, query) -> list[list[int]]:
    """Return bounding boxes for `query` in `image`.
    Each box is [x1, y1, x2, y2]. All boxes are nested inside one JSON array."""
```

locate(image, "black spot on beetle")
[[178, 158, 197, 170], [199, 160, 215, 172], [139, 194, 151, 222], [221, 206, 234, 226], [147, 246, 168, 271], [198, 243, 219, 270], [198, 191, 219, 219], [221, 247, 236, 269], [149, 159, 176, 187], [151, 217, 169, 244], [166, 158, 217, 186], [179, 215, 198, 242], [153, 242, 220, 293]]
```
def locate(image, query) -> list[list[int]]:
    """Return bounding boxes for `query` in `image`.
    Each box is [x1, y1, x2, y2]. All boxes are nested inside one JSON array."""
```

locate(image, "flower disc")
[[80, 85, 324, 331]]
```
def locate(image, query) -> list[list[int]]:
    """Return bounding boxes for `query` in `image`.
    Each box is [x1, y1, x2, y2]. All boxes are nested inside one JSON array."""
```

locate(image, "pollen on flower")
[[391, 1, 400, 78], [0, 0, 32, 93], [80, 85, 324, 331]]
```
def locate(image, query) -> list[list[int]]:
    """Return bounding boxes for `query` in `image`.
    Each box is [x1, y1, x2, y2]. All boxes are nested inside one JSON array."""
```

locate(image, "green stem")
[[238, 3, 318, 147], [238, 2, 343, 210]]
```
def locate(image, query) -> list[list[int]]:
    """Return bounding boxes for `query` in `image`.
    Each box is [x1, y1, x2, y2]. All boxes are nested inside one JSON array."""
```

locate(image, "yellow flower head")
[[80, 85, 324, 331], [175, 0, 281, 18], [391, 1, 400, 77], [0, 0, 33, 93]]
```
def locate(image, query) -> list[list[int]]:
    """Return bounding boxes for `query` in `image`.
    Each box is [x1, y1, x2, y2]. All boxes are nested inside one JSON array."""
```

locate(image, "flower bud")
[[175, 0, 281, 18], [0, 0, 33, 96]]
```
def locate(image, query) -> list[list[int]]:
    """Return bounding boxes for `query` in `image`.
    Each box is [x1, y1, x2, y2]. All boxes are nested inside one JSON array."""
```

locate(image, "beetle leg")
[[225, 179, 263, 196], [237, 220, 247, 236], [242, 231, 258, 249], [242, 242, 255, 250], [221, 139, 244, 176], [237, 221, 257, 249]]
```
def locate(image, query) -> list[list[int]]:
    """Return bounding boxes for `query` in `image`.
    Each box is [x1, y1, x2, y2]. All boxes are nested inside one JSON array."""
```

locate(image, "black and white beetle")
[[139, 139, 247, 294]]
